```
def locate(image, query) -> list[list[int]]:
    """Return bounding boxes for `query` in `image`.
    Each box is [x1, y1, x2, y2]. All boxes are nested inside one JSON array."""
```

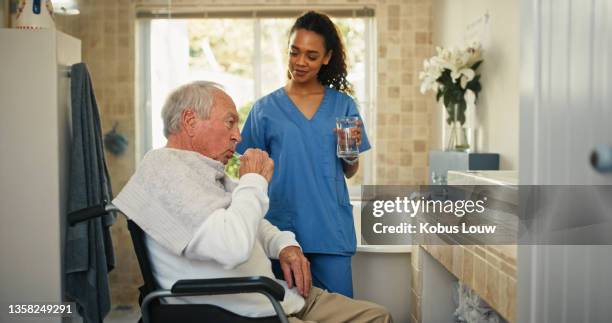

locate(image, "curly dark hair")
[[288, 11, 353, 95]]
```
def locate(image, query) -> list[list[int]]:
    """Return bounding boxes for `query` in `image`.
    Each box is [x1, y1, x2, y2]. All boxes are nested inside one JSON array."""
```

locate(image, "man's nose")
[[232, 128, 242, 143]]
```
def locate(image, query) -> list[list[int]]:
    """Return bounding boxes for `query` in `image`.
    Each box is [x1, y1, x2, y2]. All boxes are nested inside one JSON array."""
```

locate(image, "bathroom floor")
[[65, 307, 140, 323], [105, 308, 141, 323]]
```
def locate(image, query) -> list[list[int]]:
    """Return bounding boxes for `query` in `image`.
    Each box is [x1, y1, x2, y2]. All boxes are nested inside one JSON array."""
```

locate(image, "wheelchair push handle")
[[67, 202, 118, 226]]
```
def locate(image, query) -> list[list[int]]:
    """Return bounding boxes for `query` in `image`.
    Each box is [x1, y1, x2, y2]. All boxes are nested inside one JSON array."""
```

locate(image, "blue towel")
[[64, 63, 116, 323]]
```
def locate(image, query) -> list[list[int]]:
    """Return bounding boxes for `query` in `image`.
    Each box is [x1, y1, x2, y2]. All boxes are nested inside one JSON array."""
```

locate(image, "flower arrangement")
[[419, 43, 483, 125]]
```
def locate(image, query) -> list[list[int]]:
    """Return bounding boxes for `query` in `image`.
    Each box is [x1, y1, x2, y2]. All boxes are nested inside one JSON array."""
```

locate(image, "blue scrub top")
[[237, 87, 371, 255]]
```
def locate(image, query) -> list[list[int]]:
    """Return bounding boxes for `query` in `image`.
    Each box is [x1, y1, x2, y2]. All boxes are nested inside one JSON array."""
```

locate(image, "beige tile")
[[414, 17, 429, 30], [485, 245, 503, 258], [498, 245, 518, 266], [400, 114, 414, 126], [377, 116, 387, 127], [439, 245, 453, 272], [388, 18, 400, 31], [388, 167, 399, 180], [388, 4, 400, 17], [401, 45, 414, 58], [462, 249, 474, 287], [428, 244, 439, 260], [474, 245, 487, 258], [412, 154, 428, 167], [402, 72, 414, 85], [400, 140, 413, 153], [413, 111, 428, 124], [388, 86, 400, 98], [401, 57, 415, 70], [485, 250, 501, 269], [473, 254, 486, 294], [451, 246, 463, 279], [378, 71, 387, 85], [402, 19, 413, 31], [498, 272, 510, 318], [400, 154, 413, 166], [485, 262, 500, 311], [506, 277, 517, 323], [415, 31, 428, 44], [401, 100, 413, 113], [500, 260, 517, 278], [389, 113, 400, 125], [413, 140, 426, 152], [378, 45, 387, 58]]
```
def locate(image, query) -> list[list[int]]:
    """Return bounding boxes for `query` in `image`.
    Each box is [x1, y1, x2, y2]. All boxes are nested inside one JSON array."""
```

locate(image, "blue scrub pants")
[[272, 253, 353, 298]]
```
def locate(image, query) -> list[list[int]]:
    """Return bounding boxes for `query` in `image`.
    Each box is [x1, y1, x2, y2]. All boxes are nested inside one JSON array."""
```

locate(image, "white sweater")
[[113, 148, 305, 317]]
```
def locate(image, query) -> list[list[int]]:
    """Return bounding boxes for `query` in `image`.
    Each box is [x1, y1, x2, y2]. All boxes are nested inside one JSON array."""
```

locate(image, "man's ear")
[[323, 50, 333, 65], [181, 108, 197, 137]]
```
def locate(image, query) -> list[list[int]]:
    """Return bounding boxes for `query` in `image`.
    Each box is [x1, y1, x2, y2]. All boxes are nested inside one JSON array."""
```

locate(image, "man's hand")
[[239, 148, 274, 182], [278, 246, 311, 297]]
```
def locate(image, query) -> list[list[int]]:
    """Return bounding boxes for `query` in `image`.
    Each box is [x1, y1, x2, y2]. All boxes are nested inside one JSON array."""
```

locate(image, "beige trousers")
[[287, 287, 393, 323]]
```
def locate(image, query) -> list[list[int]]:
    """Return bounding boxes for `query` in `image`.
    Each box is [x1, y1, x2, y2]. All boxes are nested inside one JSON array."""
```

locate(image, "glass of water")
[[336, 116, 360, 158]]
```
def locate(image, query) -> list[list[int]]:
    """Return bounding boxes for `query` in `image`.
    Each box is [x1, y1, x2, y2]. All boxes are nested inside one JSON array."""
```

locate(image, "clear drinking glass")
[[336, 116, 360, 158]]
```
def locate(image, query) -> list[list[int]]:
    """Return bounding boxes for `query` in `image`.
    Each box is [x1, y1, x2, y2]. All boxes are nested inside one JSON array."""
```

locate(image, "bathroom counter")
[[356, 245, 412, 253], [447, 170, 518, 186], [419, 170, 518, 323]]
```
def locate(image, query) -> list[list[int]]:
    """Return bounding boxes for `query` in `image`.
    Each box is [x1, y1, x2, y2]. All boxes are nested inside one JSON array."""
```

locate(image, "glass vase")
[[446, 121, 470, 152]]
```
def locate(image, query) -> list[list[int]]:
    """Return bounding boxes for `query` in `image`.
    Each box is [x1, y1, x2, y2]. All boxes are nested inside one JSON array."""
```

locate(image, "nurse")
[[237, 11, 370, 297]]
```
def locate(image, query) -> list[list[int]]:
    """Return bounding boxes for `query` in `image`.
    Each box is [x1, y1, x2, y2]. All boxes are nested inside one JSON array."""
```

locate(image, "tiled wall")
[[374, 0, 433, 185], [56, 0, 434, 312], [55, 0, 140, 306]]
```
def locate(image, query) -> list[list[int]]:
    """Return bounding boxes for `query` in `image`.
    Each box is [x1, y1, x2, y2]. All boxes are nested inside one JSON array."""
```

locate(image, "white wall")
[[431, 0, 519, 170], [0, 30, 80, 322], [519, 1, 612, 321]]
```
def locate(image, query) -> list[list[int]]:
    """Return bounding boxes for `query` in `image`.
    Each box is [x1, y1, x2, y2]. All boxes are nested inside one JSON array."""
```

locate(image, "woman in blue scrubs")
[[237, 11, 370, 298]]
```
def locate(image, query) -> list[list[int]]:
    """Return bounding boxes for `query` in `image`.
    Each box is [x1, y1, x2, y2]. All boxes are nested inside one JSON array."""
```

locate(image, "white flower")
[[458, 68, 475, 89], [419, 42, 482, 105], [418, 57, 443, 94]]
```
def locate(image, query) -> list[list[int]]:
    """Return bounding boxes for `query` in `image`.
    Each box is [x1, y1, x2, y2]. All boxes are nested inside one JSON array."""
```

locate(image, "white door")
[[519, 0, 612, 322]]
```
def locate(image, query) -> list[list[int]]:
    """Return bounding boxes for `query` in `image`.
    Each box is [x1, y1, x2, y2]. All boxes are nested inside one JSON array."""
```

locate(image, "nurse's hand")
[[278, 246, 311, 297], [239, 148, 274, 182]]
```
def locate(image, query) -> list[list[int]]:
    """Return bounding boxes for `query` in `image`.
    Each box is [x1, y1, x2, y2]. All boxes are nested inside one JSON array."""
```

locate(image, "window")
[[137, 9, 376, 184]]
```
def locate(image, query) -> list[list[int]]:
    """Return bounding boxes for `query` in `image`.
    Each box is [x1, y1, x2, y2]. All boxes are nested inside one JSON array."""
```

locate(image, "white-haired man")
[[113, 81, 392, 322]]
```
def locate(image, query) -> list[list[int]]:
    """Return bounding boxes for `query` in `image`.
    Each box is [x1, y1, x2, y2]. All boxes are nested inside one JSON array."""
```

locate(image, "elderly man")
[[113, 81, 392, 322]]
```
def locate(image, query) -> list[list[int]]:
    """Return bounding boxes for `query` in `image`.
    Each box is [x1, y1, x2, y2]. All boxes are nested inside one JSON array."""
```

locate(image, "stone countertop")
[[447, 170, 518, 186]]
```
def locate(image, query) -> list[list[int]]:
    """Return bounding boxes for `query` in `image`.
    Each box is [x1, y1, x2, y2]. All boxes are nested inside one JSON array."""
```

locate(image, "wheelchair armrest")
[[171, 276, 285, 301], [142, 276, 289, 323]]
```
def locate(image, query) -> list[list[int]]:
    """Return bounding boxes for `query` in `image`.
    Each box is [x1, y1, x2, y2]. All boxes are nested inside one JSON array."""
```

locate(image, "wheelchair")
[[68, 204, 289, 323]]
